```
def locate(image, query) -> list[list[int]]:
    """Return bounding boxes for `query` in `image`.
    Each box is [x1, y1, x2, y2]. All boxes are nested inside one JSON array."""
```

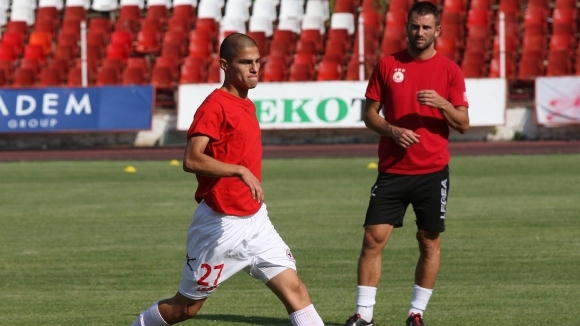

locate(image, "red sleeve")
[[365, 58, 387, 103], [448, 65, 469, 108], [186, 99, 222, 140]]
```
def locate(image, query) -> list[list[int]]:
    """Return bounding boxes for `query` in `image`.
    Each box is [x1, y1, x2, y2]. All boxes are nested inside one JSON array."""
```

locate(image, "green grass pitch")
[[0, 154, 579, 325]]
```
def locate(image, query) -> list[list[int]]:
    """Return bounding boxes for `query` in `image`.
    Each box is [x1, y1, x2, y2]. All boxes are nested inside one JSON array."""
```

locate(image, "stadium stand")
[[0, 0, 578, 105]]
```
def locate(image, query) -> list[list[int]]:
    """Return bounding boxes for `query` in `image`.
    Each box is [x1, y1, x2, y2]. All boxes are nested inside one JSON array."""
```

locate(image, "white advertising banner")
[[536, 77, 580, 125], [177, 79, 506, 130]]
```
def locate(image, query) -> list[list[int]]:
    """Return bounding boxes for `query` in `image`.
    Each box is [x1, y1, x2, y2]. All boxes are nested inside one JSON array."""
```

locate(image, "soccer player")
[[131, 33, 324, 326], [343, 2, 470, 326]]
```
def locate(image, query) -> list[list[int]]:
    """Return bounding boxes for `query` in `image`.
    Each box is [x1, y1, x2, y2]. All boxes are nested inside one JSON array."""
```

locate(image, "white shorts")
[[178, 201, 297, 300]]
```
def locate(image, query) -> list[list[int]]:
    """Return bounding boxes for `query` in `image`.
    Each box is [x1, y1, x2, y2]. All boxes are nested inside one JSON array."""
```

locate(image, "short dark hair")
[[219, 33, 259, 62], [407, 1, 441, 26]]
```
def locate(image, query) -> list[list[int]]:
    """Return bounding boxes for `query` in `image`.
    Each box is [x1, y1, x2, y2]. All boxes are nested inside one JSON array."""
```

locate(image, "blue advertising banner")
[[0, 86, 154, 133]]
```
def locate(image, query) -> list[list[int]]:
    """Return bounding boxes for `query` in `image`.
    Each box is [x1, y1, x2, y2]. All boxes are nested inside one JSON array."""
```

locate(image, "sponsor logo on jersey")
[[392, 68, 405, 83]]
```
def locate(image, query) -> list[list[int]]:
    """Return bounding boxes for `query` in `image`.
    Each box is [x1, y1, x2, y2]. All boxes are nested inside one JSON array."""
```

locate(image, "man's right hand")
[[238, 167, 264, 204], [389, 126, 420, 148]]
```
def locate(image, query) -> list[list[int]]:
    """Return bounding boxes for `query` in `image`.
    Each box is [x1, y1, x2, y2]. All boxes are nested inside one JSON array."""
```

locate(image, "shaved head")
[[219, 33, 259, 62]]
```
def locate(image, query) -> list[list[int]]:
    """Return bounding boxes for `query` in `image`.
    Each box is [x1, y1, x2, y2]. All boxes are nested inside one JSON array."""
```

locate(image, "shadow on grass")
[[194, 314, 343, 326]]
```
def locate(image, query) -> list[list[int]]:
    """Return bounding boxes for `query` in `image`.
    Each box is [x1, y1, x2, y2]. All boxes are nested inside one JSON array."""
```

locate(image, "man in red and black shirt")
[[132, 33, 324, 326], [344, 3, 470, 326]]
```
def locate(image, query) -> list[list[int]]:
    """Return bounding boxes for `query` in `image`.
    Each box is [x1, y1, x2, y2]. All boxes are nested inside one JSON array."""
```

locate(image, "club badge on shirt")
[[392, 68, 405, 83]]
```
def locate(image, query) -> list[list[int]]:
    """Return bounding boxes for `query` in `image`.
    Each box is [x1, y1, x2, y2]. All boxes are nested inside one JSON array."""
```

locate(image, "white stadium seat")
[[92, 0, 118, 11], [251, 0, 277, 21], [173, 0, 196, 7], [220, 16, 246, 33], [278, 17, 301, 33], [224, 0, 250, 21], [147, 0, 171, 8], [279, 0, 305, 21], [330, 12, 355, 34], [302, 15, 325, 34], [10, 6, 35, 25], [249, 15, 273, 37], [66, 0, 90, 9], [120, 0, 145, 9], [305, 0, 329, 22], [197, 0, 222, 21], [38, 0, 64, 9]]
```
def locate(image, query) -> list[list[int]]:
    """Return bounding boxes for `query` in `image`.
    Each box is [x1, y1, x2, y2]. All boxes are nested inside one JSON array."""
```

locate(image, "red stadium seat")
[[246, 31, 268, 57], [0, 59, 15, 81], [23, 45, 47, 64], [89, 18, 113, 38], [435, 36, 460, 62], [122, 66, 147, 85], [518, 52, 544, 81], [555, 0, 576, 8], [289, 63, 313, 81], [136, 30, 161, 54], [19, 58, 42, 75], [6, 21, 29, 38], [488, 57, 515, 79], [470, 0, 493, 10], [179, 64, 206, 84], [64, 6, 86, 21], [546, 50, 572, 76], [316, 60, 343, 81], [300, 29, 323, 54], [443, 0, 466, 13], [173, 4, 196, 23], [385, 10, 407, 27], [388, 0, 410, 12], [127, 57, 150, 79], [262, 61, 286, 82], [96, 66, 121, 85], [61, 19, 82, 39], [334, 0, 356, 14], [34, 19, 58, 36], [167, 16, 191, 34], [37, 6, 59, 21], [111, 30, 134, 53], [106, 43, 129, 61], [147, 5, 168, 22], [206, 56, 221, 83], [461, 50, 486, 78], [549, 34, 575, 53], [39, 67, 63, 86], [28, 32, 53, 55], [12, 68, 37, 87], [1, 32, 24, 56], [151, 65, 175, 90]]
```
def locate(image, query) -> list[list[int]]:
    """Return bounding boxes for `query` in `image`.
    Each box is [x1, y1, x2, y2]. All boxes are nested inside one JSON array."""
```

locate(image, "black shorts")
[[364, 166, 450, 233]]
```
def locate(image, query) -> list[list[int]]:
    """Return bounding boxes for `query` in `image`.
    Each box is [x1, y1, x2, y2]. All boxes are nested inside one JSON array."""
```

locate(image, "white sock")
[[355, 285, 377, 322], [132, 302, 170, 326], [289, 304, 324, 326], [408, 285, 433, 317]]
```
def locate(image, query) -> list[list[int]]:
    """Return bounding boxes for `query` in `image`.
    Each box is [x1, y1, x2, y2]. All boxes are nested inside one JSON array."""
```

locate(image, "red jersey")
[[187, 89, 262, 216], [365, 50, 469, 175]]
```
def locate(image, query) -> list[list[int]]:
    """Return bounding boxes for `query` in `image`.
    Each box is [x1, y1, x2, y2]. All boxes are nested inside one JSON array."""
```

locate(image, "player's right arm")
[[363, 98, 420, 148], [183, 135, 264, 203]]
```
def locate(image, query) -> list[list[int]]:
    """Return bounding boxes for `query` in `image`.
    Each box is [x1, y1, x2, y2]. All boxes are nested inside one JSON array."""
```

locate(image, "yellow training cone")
[[367, 162, 378, 169], [169, 159, 180, 166], [124, 165, 137, 173]]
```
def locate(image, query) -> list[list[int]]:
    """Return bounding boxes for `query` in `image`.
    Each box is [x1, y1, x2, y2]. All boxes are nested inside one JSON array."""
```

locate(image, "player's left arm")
[[416, 90, 470, 134]]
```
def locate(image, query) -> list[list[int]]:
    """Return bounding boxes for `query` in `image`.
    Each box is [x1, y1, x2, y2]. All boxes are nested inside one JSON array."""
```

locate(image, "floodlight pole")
[[499, 11, 505, 79], [80, 20, 88, 87], [358, 10, 364, 81]]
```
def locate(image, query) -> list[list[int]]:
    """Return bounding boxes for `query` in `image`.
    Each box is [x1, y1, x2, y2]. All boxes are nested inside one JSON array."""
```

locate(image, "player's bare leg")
[[414, 230, 440, 289], [343, 224, 394, 325], [357, 224, 394, 286], [266, 269, 324, 325], [406, 230, 440, 324]]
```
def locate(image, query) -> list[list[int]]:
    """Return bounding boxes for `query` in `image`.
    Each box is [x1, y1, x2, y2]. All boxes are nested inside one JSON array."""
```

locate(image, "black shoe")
[[406, 312, 426, 326], [343, 313, 374, 326]]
